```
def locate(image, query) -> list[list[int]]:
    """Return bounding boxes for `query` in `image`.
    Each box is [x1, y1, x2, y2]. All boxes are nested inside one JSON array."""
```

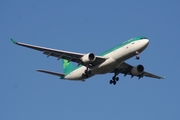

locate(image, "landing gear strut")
[[135, 51, 140, 60], [109, 71, 119, 85]]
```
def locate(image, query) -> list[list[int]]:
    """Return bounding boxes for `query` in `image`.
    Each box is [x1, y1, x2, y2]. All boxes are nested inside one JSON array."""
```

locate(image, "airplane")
[[11, 36, 165, 85]]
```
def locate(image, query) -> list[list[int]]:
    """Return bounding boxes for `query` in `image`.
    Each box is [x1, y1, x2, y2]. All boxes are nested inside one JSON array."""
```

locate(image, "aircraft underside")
[[11, 37, 164, 85]]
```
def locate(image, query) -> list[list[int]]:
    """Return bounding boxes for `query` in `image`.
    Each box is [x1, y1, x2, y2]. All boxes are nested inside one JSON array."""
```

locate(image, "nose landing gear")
[[135, 51, 140, 60]]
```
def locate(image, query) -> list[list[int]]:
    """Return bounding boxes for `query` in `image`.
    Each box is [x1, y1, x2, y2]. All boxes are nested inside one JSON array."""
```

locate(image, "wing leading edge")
[[113, 62, 165, 79], [11, 39, 106, 66]]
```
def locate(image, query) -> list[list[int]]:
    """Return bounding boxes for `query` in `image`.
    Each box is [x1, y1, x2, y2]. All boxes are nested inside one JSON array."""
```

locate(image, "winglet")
[[11, 39, 17, 44]]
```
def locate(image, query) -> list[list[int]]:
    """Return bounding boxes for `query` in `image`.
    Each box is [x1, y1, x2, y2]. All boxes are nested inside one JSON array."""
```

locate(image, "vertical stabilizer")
[[62, 59, 75, 75]]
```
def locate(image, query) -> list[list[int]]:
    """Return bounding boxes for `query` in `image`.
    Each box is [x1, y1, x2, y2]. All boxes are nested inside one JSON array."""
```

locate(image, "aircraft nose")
[[143, 39, 149, 46]]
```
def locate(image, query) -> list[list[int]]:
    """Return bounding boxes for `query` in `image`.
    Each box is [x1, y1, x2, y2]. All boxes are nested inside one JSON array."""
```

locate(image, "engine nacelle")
[[131, 65, 144, 75], [81, 53, 96, 64]]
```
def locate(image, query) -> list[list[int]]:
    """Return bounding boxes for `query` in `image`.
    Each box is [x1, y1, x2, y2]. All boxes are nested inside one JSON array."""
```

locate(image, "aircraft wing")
[[112, 62, 165, 79], [37, 69, 65, 78], [11, 39, 106, 66]]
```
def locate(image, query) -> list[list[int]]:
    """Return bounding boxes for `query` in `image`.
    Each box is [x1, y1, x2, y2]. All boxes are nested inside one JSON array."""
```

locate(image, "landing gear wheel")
[[112, 76, 119, 81], [113, 80, 116, 85], [136, 56, 140, 60], [112, 76, 116, 80], [88, 70, 91, 75], [82, 73, 85, 78], [116, 77, 119, 81], [85, 70, 88, 74], [82, 73, 88, 78], [85, 70, 91, 75], [83, 69, 91, 78], [82, 73, 86, 78], [109, 80, 113, 84]]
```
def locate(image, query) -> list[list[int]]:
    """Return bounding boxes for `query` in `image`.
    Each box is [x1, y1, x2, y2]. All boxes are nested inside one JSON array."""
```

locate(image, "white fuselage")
[[65, 39, 149, 80]]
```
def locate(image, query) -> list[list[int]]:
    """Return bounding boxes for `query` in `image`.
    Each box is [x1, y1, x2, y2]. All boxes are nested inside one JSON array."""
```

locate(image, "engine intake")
[[81, 53, 96, 64], [131, 65, 144, 75]]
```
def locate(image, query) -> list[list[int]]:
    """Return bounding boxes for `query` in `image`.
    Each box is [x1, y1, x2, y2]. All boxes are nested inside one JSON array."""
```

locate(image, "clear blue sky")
[[1, 0, 180, 120]]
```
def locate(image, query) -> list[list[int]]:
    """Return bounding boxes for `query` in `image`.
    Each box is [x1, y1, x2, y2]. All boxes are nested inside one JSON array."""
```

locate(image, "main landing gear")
[[82, 66, 91, 78], [109, 71, 119, 85], [109, 76, 119, 85]]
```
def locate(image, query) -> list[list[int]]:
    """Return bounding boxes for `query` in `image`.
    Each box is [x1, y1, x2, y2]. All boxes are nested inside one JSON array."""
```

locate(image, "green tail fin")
[[62, 59, 75, 75]]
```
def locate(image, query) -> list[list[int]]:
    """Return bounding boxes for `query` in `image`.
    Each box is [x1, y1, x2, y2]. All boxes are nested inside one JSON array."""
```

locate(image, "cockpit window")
[[140, 37, 148, 39]]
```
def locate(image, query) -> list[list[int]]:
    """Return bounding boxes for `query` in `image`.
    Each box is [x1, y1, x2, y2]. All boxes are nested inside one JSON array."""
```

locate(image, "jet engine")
[[131, 65, 144, 75], [81, 53, 96, 64]]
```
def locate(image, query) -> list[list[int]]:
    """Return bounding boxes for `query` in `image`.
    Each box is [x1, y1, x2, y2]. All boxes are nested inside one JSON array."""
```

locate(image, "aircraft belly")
[[91, 57, 119, 74]]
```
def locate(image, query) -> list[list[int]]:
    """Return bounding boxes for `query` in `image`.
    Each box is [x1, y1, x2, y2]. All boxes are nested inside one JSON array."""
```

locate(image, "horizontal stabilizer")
[[37, 69, 65, 78]]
